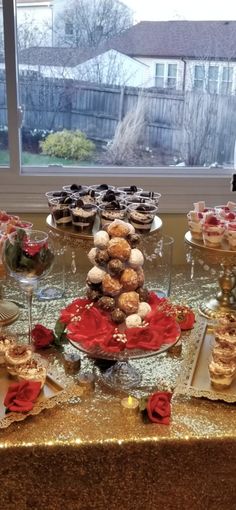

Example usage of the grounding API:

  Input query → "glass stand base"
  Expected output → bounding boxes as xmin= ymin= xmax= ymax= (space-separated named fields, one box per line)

xmin=0 ymin=300 xmax=19 ymax=326
xmin=36 ymin=286 xmax=65 ymax=301
xmin=199 ymin=298 xmax=236 ymax=319
xmin=98 ymin=361 xmax=142 ymax=392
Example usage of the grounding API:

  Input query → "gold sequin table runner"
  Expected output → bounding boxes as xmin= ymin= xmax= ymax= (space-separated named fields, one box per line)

xmin=0 ymin=265 xmax=236 ymax=510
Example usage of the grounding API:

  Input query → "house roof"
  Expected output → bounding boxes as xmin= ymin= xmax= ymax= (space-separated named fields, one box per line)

xmin=108 ymin=20 xmax=236 ymax=60
xmin=18 ymin=20 xmax=236 ymax=68
xmin=18 ymin=46 xmax=93 ymax=67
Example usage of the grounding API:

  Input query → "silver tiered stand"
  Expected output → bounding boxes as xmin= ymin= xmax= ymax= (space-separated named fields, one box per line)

xmin=185 ymin=231 xmax=236 ymax=319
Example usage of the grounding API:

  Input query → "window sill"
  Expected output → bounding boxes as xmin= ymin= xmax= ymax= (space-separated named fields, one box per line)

xmin=0 ymin=165 xmax=234 ymax=213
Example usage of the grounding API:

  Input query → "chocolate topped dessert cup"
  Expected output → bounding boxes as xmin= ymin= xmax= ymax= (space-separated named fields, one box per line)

xmin=136 ymin=191 xmax=161 ymax=207
xmin=63 ymin=184 xmax=88 ymax=193
xmin=90 ymin=184 xmax=115 ymax=192
xmin=127 ymin=203 xmax=158 ymax=232
xmin=99 ymin=190 xmax=125 ymax=205
xmin=99 ymin=202 xmax=127 ymax=227
xmin=117 ymin=185 xmax=143 ymax=195
xmin=50 ymin=196 xmax=73 ymax=226
xmin=72 ymin=189 xmax=100 ymax=205
xmin=70 ymin=201 xmax=98 ymax=232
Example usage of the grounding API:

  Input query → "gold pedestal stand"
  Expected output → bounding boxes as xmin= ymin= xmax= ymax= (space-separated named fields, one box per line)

xmin=185 ymin=231 xmax=236 ymax=319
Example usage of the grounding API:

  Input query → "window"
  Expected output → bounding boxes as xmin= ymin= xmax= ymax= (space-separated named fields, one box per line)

xmin=208 ymin=65 xmax=219 ymax=93
xmin=155 ymin=63 xmax=177 ymax=89
xmin=166 ymin=64 xmax=177 ymax=89
xmin=155 ymin=63 xmax=165 ymax=88
xmin=0 ymin=1 xmax=235 ymax=215
xmin=220 ymin=66 xmax=233 ymax=95
xmin=193 ymin=65 xmax=205 ymax=90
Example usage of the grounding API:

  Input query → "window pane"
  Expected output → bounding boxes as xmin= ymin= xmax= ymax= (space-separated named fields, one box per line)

xmin=0 ymin=7 xmax=9 ymax=166
xmin=168 ymin=64 xmax=177 ymax=77
xmin=166 ymin=77 xmax=176 ymax=89
xmin=155 ymin=77 xmax=164 ymax=88
xmin=209 ymin=66 xmax=219 ymax=80
xmin=194 ymin=65 xmax=204 ymax=80
xmin=155 ymin=63 xmax=164 ymax=77
xmin=222 ymin=67 xmax=233 ymax=82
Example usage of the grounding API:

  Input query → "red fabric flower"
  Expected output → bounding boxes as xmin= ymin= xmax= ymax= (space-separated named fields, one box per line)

xmin=22 ymin=238 xmax=47 ymax=257
xmin=146 ymin=391 xmax=172 ymax=424
xmin=126 ymin=314 xmax=180 ymax=350
xmin=67 ymin=306 xmax=116 ymax=351
xmin=31 ymin=324 xmax=55 ymax=349
xmin=4 ymin=381 xmax=41 ymax=413
xmin=59 ymin=298 xmax=90 ymax=325
xmin=175 ymin=305 xmax=195 ymax=330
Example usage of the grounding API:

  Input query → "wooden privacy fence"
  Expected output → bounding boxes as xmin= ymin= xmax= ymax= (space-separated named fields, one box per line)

xmin=0 ymin=77 xmax=235 ymax=164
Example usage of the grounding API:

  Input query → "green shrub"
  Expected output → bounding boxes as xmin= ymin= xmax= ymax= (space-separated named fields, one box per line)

xmin=40 ymin=129 xmax=95 ymax=161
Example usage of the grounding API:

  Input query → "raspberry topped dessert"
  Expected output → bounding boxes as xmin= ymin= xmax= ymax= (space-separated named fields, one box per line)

xmin=202 ymin=215 xmax=226 ymax=247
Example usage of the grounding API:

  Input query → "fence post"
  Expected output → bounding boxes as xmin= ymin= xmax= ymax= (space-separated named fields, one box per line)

xmin=118 ymin=86 xmax=125 ymax=121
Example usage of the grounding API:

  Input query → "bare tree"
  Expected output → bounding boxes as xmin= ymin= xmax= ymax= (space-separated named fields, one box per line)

xmin=54 ymin=0 xmax=133 ymax=49
xmin=105 ymin=95 xmax=147 ymax=165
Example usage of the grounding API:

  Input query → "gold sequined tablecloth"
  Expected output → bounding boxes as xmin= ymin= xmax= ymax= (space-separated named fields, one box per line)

xmin=0 ymin=263 xmax=236 ymax=510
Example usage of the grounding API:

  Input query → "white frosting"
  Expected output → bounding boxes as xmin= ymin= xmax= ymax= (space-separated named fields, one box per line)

xmin=128 ymin=248 xmax=144 ymax=268
xmin=125 ymin=314 xmax=142 ymax=328
xmin=87 ymin=266 xmax=106 ymax=284
xmin=88 ymin=247 xmax=98 ymax=265
xmin=138 ymin=302 xmax=151 ymax=319
xmin=94 ymin=230 xmax=109 ymax=249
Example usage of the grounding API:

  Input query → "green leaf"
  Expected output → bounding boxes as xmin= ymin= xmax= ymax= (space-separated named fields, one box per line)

xmin=139 ymin=397 xmax=148 ymax=412
xmin=54 ymin=320 xmax=66 ymax=338
xmin=4 ymin=238 xmax=22 ymax=271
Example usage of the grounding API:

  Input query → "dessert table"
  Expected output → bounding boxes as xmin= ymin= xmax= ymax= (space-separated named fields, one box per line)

xmin=0 ymin=264 xmax=236 ymax=510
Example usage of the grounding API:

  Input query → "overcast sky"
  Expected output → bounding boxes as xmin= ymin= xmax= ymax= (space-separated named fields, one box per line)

xmin=124 ymin=0 xmax=236 ymax=22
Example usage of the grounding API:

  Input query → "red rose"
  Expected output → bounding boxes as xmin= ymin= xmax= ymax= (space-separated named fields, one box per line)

xmin=4 ymin=381 xmax=41 ymax=413
xmin=67 ymin=306 xmax=116 ymax=351
xmin=126 ymin=313 xmax=180 ymax=350
xmin=146 ymin=391 xmax=172 ymax=424
xmin=22 ymin=238 xmax=47 ymax=257
xmin=175 ymin=306 xmax=195 ymax=330
xmin=60 ymin=298 xmax=90 ymax=325
xmin=32 ymin=324 xmax=55 ymax=348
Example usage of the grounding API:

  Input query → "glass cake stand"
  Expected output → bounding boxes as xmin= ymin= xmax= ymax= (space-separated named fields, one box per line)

xmin=69 ymin=331 xmax=180 ymax=392
xmin=185 ymin=231 xmax=236 ymax=319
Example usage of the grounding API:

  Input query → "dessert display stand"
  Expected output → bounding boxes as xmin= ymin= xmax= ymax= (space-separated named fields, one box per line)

xmin=69 ymin=336 xmax=180 ymax=392
xmin=47 ymin=214 xmax=165 ymax=391
xmin=185 ymin=231 xmax=236 ymax=319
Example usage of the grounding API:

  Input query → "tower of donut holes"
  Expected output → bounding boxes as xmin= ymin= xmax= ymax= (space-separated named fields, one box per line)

xmin=86 ymin=219 xmax=152 ymax=328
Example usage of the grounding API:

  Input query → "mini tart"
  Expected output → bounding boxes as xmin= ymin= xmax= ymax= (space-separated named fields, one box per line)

xmin=17 ymin=357 xmax=47 ymax=388
xmin=0 ymin=332 xmax=17 ymax=364
xmin=5 ymin=344 xmax=32 ymax=375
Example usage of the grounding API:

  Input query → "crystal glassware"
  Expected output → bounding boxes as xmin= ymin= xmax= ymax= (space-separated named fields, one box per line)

xmin=3 ymin=229 xmax=54 ymax=344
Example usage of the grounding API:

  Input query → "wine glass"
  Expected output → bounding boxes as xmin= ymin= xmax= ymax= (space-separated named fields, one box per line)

xmin=2 ymin=229 xmax=54 ymax=344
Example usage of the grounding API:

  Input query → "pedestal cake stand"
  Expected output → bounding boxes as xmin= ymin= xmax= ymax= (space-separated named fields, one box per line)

xmin=185 ymin=231 xmax=236 ymax=319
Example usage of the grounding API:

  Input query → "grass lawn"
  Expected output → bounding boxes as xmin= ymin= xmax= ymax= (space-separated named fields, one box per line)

xmin=0 ymin=150 xmax=93 ymax=166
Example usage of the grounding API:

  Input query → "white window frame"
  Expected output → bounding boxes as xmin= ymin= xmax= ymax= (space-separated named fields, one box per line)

xmin=0 ymin=0 xmax=235 ymax=215
xmin=155 ymin=62 xmax=177 ymax=90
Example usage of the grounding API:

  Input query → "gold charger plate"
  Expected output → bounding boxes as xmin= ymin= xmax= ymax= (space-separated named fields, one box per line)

xmin=0 ymin=366 xmax=74 ymax=429
xmin=176 ymin=319 xmax=236 ymax=403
